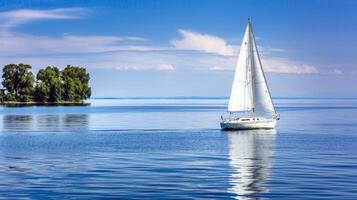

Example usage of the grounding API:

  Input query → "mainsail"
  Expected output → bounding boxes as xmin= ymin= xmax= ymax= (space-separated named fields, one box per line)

xmin=228 ymin=21 xmax=275 ymax=116
xmin=228 ymin=23 xmax=254 ymax=112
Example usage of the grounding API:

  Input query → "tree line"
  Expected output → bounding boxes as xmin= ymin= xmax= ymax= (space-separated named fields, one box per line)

xmin=0 ymin=64 xmax=91 ymax=103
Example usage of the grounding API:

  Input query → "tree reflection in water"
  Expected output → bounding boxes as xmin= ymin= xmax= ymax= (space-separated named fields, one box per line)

xmin=1 ymin=114 xmax=89 ymax=132
xmin=2 ymin=115 xmax=34 ymax=131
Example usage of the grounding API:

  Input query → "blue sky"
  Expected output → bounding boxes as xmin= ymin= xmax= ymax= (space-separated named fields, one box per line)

xmin=0 ymin=0 xmax=356 ymax=97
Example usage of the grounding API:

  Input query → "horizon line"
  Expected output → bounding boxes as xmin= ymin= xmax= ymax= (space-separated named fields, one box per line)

xmin=90 ymin=96 xmax=357 ymax=100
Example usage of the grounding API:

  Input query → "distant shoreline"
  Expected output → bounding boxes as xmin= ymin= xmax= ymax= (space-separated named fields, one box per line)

xmin=0 ymin=101 xmax=90 ymax=107
xmin=91 ymin=96 xmax=357 ymax=100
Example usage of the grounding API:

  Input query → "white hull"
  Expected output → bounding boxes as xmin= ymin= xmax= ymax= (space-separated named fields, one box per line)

xmin=220 ymin=117 xmax=276 ymax=130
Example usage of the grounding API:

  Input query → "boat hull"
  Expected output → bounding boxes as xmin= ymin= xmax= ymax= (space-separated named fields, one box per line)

xmin=220 ymin=118 xmax=276 ymax=130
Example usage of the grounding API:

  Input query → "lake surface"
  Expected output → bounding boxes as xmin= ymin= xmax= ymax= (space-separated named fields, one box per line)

xmin=0 ymin=98 xmax=356 ymax=199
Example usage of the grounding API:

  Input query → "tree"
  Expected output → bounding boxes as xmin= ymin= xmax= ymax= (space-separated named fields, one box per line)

xmin=0 ymin=89 xmax=4 ymax=102
xmin=34 ymin=82 xmax=49 ymax=102
xmin=2 ymin=64 xmax=35 ymax=102
xmin=2 ymin=64 xmax=16 ymax=97
xmin=1 ymin=64 xmax=92 ymax=103
xmin=34 ymin=66 xmax=62 ymax=102
xmin=18 ymin=64 xmax=35 ymax=102
xmin=61 ymin=65 xmax=91 ymax=102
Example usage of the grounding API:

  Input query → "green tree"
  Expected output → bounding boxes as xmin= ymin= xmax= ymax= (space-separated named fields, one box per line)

xmin=2 ymin=64 xmax=35 ymax=102
xmin=61 ymin=65 xmax=91 ymax=102
xmin=34 ymin=66 xmax=62 ymax=102
xmin=34 ymin=82 xmax=49 ymax=102
xmin=2 ymin=64 xmax=16 ymax=96
xmin=0 ymin=89 xmax=4 ymax=102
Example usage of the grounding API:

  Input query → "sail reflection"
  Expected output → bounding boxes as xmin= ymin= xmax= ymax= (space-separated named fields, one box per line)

xmin=227 ymin=129 xmax=276 ymax=199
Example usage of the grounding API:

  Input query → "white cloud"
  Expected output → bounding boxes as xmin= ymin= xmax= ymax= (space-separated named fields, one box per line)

xmin=0 ymin=45 xmax=321 ymax=74
xmin=266 ymin=64 xmax=319 ymax=74
xmin=0 ymin=8 xmax=88 ymax=30
xmin=114 ymin=63 xmax=174 ymax=71
xmin=263 ymin=58 xmax=319 ymax=74
xmin=158 ymin=64 xmax=174 ymax=71
xmin=95 ymin=52 xmax=180 ymax=71
xmin=257 ymin=46 xmax=286 ymax=54
xmin=0 ymin=33 xmax=319 ymax=74
xmin=123 ymin=36 xmax=148 ymax=42
xmin=0 ymin=50 xmax=181 ymax=72
xmin=0 ymin=11 xmax=320 ymax=74
xmin=328 ymin=69 xmax=343 ymax=75
xmin=209 ymin=57 xmax=319 ymax=74
xmin=0 ymin=33 xmax=156 ymax=55
xmin=171 ymin=29 xmax=234 ymax=56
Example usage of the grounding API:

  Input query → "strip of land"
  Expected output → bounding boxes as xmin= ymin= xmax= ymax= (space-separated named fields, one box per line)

xmin=0 ymin=101 xmax=90 ymax=106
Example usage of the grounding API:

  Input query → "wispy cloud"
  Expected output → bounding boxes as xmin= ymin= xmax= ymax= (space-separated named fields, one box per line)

xmin=171 ymin=29 xmax=234 ymax=56
xmin=263 ymin=58 xmax=319 ymax=74
xmin=209 ymin=57 xmax=319 ymax=74
xmin=0 ymin=8 xmax=88 ymax=30
xmin=0 ymin=11 xmax=329 ymax=74
xmin=327 ymin=69 xmax=343 ymax=75
xmin=157 ymin=64 xmax=174 ymax=71
xmin=169 ymin=29 xmax=318 ymax=74
xmin=257 ymin=46 xmax=286 ymax=54
xmin=114 ymin=63 xmax=174 ymax=71
xmin=0 ymin=8 xmax=172 ymax=71
xmin=0 ymin=30 xmax=323 ymax=74
xmin=0 ymin=33 xmax=156 ymax=56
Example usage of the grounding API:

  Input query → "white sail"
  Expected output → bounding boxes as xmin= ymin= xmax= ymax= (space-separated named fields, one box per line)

xmin=228 ymin=21 xmax=275 ymax=116
xmin=250 ymin=25 xmax=276 ymax=116
xmin=228 ymin=24 xmax=253 ymax=112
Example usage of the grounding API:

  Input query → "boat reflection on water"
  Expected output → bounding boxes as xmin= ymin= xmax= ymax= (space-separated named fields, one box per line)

xmin=227 ymin=129 xmax=276 ymax=199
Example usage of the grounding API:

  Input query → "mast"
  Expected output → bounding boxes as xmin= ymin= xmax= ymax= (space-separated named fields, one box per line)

xmin=248 ymin=19 xmax=256 ymax=117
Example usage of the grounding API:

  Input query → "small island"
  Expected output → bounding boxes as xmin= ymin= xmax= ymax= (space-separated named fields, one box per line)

xmin=0 ymin=64 xmax=91 ymax=106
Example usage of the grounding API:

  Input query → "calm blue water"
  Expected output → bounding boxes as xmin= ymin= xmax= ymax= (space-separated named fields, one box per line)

xmin=0 ymin=98 xmax=356 ymax=199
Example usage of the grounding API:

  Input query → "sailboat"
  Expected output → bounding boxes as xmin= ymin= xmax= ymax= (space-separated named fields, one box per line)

xmin=220 ymin=19 xmax=279 ymax=130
